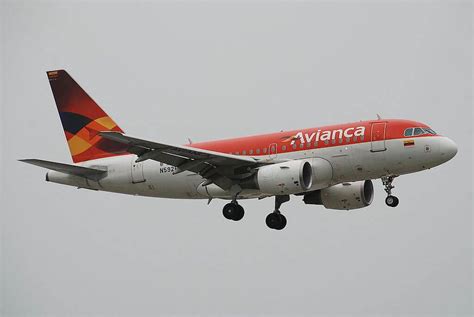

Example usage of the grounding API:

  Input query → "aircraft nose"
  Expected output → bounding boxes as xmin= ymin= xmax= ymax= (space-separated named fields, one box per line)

xmin=439 ymin=137 xmax=458 ymax=162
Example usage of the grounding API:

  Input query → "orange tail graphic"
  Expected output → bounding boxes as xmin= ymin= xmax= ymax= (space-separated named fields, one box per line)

xmin=47 ymin=70 xmax=128 ymax=163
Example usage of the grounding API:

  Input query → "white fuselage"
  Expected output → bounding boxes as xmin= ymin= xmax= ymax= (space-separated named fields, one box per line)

xmin=46 ymin=136 xmax=455 ymax=200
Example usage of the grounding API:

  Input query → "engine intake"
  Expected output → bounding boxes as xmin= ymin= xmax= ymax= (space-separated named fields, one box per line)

xmin=304 ymin=180 xmax=374 ymax=210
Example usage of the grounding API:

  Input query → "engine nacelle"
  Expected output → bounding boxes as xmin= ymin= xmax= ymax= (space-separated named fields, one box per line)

xmin=257 ymin=160 xmax=313 ymax=195
xmin=304 ymin=180 xmax=374 ymax=210
xmin=309 ymin=158 xmax=333 ymax=190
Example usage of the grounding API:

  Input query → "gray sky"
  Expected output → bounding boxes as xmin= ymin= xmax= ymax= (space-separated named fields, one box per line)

xmin=1 ymin=1 xmax=472 ymax=316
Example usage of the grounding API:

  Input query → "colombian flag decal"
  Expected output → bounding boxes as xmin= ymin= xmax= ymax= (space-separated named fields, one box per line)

xmin=404 ymin=140 xmax=415 ymax=147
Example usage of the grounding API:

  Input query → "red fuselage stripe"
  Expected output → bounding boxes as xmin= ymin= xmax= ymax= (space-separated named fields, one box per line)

xmin=189 ymin=119 xmax=437 ymax=156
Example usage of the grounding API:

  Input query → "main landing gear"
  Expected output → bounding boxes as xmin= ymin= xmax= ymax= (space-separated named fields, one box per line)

xmin=382 ymin=176 xmax=399 ymax=207
xmin=221 ymin=195 xmax=290 ymax=230
xmin=222 ymin=200 xmax=245 ymax=221
xmin=266 ymin=195 xmax=289 ymax=231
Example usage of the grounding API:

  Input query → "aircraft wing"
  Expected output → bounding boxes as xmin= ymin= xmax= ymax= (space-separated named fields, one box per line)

xmin=99 ymin=132 xmax=260 ymax=189
xmin=19 ymin=159 xmax=107 ymax=181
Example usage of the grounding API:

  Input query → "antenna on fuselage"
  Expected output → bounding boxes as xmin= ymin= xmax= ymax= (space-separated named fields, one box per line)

xmin=376 ymin=114 xmax=382 ymax=120
xmin=187 ymin=138 xmax=193 ymax=144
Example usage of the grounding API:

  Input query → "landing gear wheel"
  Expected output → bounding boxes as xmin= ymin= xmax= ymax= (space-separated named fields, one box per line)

xmin=381 ymin=176 xmax=399 ymax=208
xmin=266 ymin=213 xmax=279 ymax=229
xmin=266 ymin=195 xmax=290 ymax=230
xmin=277 ymin=214 xmax=287 ymax=230
xmin=385 ymin=195 xmax=399 ymax=207
xmin=222 ymin=203 xmax=236 ymax=220
xmin=222 ymin=203 xmax=245 ymax=221
xmin=265 ymin=213 xmax=287 ymax=230
xmin=232 ymin=204 xmax=245 ymax=221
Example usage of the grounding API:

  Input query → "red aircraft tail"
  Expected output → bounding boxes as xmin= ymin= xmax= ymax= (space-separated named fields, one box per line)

xmin=47 ymin=69 xmax=127 ymax=163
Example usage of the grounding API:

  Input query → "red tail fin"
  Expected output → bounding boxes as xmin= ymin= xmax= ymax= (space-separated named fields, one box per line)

xmin=47 ymin=70 xmax=127 ymax=163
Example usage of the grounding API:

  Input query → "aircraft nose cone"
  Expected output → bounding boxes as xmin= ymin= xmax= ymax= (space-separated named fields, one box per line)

xmin=439 ymin=137 xmax=458 ymax=162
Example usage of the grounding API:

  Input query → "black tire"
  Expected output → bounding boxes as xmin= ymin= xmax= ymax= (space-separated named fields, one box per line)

xmin=276 ymin=214 xmax=287 ymax=230
xmin=232 ymin=204 xmax=245 ymax=221
xmin=266 ymin=213 xmax=287 ymax=230
xmin=385 ymin=195 xmax=399 ymax=207
xmin=391 ymin=196 xmax=399 ymax=207
xmin=222 ymin=203 xmax=237 ymax=220
xmin=266 ymin=213 xmax=279 ymax=229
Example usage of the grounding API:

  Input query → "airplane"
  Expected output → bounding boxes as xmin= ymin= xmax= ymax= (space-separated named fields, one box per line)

xmin=20 ymin=70 xmax=458 ymax=230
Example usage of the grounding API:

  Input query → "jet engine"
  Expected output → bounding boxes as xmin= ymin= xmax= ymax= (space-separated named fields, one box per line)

xmin=309 ymin=158 xmax=333 ymax=190
xmin=303 ymin=180 xmax=374 ymax=210
xmin=253 ymin=160 xmax=313 ymax=195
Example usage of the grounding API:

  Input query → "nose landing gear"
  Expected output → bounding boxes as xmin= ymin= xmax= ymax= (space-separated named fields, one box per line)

xmin=266 ymin=195 xmax=289 ymax=230
xmin=382 ymin=176 xmax=399 ymax=207
xmin=385 ymin=195 xmax=399 ymax=207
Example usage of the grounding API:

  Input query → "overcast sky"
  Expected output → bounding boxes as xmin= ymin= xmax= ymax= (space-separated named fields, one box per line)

xmin=1 ymin=1 xmax=472 ymax=316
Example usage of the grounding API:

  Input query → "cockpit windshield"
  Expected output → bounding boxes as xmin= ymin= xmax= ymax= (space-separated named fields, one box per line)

xmin=404 ymin=127 xmax=436 ymax=137
xmin=423 ymin=128 xmax=437 ymax=135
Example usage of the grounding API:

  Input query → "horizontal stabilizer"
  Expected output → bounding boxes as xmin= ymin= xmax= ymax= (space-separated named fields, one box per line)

xmin=19 ymin=159 xmax=107 ymax=181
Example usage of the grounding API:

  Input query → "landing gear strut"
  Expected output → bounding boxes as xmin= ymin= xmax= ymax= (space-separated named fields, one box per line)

xmin=222 ymin=199 xmax=245 ymax=221
xmin=382 ymin=176 xmax=399 ymax=207
xmin=266 ymin=195 xmax=289 ymax=230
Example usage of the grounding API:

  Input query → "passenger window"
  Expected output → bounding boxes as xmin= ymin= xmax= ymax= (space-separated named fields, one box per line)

xmin=256 ymin=149 xmax=260 ymax=154
xmin=307 ymin=142 xmax=311 ymax=148
xmin=346 ymin=137 xmax=351 ymax=143
xmin=339 ymin=138 xmax=343 ymax=144
xmin=300 ymin=143 xmax=304 ymax=149
xmin=324 ymin=140 xmax=329 ymax=145
xmin=353 ymin=136 xmax=358 ymax=142
xmin=314 ymin=141 xmax=318 ymax=148
xmin=414 ymin=128 xmax=424 ymax=136
xmin=282 ymin=145 xmax=287 ymax=151
xmin=242 ymin=150 xmax=247 ymax=155
xmin=292 ymin=144 xmax=297 ymax=150
xmin=263 ymin=148 xmax=267 ymax=154
xmin=331 ymin=139 xmax=336 ymax=145
xmin=404 ymin=128 xmax=413 ymax=137
xmin=249 ymin=150 xmax=253 ymax=155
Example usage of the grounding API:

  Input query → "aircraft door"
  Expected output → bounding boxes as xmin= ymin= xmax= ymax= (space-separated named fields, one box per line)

xmin=131 ymin=160 xmax=146 ymax=183
xmin=269 ymin=143 xmax=278 ymax=159
xmin=370 ymin=122 xmax=387 ymax=152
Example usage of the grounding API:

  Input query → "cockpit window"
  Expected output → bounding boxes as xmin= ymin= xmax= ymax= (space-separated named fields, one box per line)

xmin=404 ymin=127 xmax=437 ymax=137
xmin=404 ymin=128 xmax=413 ymax=137
xmin=414 ymin=128 xmax=424 ymax=136
xmin=423 ymin=128 xmax=436 ymax=135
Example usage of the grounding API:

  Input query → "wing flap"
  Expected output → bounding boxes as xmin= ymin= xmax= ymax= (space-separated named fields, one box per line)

xmin=19 ymin=159 xmax=107 ymax=181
